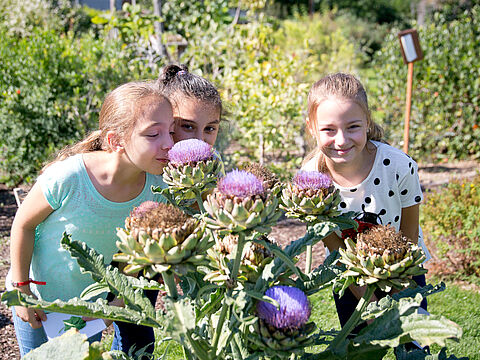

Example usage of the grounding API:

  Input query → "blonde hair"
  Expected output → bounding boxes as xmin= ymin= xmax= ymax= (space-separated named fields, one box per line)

xmin=303 ymin=73 xmax=384 ymax=171
xmin=44 ymin=81 xmax=169 ymax=170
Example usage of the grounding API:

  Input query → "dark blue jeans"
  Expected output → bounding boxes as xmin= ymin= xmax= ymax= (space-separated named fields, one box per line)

xmin=333 ymin=274 xmax=428 ymax=335
xmin=111 ymin=289 xmax=159 ymax=357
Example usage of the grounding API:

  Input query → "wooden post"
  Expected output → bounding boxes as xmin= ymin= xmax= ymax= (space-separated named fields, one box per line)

xmin=403 ymin=61 xmax=414 ymax=154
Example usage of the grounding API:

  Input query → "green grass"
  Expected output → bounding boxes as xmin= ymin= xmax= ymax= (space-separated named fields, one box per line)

xmin=145 ymin=280 xmax=479 ymax=359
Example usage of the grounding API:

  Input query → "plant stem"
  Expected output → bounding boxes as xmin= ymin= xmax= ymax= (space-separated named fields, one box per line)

xmin=194 ymin=189 xmax=206 ymax=213
xmin=328 ymin=285 xmax=375 ymax=351
xmin=161 ymin=271 xmax=178 ymax=300
xmin=305 ymin=244 xmax=313 ymax=274
xmin=211 ymin=232 xmax=246 ymax=354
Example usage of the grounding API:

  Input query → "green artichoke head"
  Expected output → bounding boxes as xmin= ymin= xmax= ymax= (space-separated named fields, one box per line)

xmin=203 ymin=234 xmax=275 ymax=284
xmin=114 ymin=201 xmax=212 ymax=277
xmin=204 ymin=169 xmax=281 ymax=235
xmin=280 ymin=170 xmax=341 ymax=223
xmin=337 ymin=225 xmax=427 ymax=293
xmin=162 ymin=139 xmax=224 ymax=202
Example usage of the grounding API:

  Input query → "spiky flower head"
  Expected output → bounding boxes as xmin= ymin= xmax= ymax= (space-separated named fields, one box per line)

xmin=204 ymin=235 xmax=275 ymax=284
xmin=292 ymin=170 xmax=332 ymax=190
xmin=248 ymin=286 xmax=315 ymax=358
xmin=114 ymin=202 xmax=212 ymax=277
xmin=218 ymin=169 xmax=264 ymax=198
xmin=161 ymin=139 xmax=224 ymax=203
xmin=257 ymin=286 xmax=311 ymax=330
xmin=281 ymin=170 xmax=341 ymax=223
xmin=336 ymin=225 xmax=427 ymax=294
xmin=168 ymin=138 xmax=213 ymax=165
xmin=204 ymin=170 xmax=281 ymax=234
xmin=243 ymin=163 xmax=281 ymax=195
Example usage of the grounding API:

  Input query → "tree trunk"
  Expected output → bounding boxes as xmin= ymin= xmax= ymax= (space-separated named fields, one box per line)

xmin=152 ymin=0 xmax=167 ymax=58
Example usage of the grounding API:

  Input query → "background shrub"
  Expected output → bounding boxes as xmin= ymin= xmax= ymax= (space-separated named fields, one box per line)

xmin=421 ymin=175 xmax=480 ymax=285
xmin=0 ymin=27 xmax=157 ymax=185
xmin=371 ymin=6 xmax=480 ymax=161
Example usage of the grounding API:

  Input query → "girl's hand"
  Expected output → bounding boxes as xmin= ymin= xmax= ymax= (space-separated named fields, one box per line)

xmin=13 ymin=287 xmax=47 ymax=329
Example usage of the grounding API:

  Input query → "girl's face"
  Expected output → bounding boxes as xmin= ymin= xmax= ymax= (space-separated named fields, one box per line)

xmin=173 ymin=97 xmax=221 ymax=146
xmin=123 ymin=97 xmax=174 ymax=175
xmin=309 ymin=97 xmax=369 ymax=167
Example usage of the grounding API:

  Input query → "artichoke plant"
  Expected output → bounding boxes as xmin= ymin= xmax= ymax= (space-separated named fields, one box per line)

xmin=281 ymin=170 xmax=341 ymax=223
xmin=337 ymin=225 xmax=427 ymax=293
xmin=248 ymin=286 xmax=315 ymax=359
xmin=114 ymin=201 xmax=212 ymax=278
xmin=204 ymin=169 xmax=281 ymax=235
xmin=162 ymin=138 xmax=224 ymax=203
xmin=203 ymin=234 xmax=275 ymax=285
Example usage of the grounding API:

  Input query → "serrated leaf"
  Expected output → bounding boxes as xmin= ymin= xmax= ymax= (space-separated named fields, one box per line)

xmin=355 ymin=310 xmax=462 ymax=348
xmin=24 ymin=329 xmax=90 ymax=360
xmin=60 ymin=233 xmax=156 ymax=317
xmin=1 ymin=290 xmax=160 ymax=327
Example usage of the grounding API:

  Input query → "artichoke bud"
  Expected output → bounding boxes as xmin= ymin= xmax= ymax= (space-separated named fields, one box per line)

xmin=337 ymin=225 xmax=427 ymax=292
xmin=204 ymin=170 xmax=280 ymax=234
xmin=248 ymin=286 xmax=315 ymax=357
xmin=280 ymin=170 xmax=341 ymax=223
xmin=205 ymin=234 xmax=275 ymax=285
xmin=162 ymin=139 xmax=224 ymax=201
xmin=114 ymin=201 xmax=211 ymax=277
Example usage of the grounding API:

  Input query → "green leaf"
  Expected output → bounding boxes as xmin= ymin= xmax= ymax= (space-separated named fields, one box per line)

xmin=63 ymin=316 xmax=86 ymax=331
xmin=295 ymin=251 xmax=343 ymax=295
xmin=24 ymin=329 xmax=91 ymax=360
xmin=355 ymin=297 xmax=462 ymax=348
xmin=60 ymin=233 xmax=156 ymax=317
xmin=2 ymin=290 xmax=160 ymax=327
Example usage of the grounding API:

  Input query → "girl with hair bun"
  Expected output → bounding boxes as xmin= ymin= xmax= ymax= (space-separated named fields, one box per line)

xmin=111 ymin=65 xmax=224 ymax=355
xmin=7 ymin=81 xmax=175 ymax=357
xmin=159 ymin=63 xmax=223 ymax=146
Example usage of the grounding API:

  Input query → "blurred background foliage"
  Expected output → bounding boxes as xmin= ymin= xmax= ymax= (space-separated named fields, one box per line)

xmin=0 ymin=0 xmax=479 ymax=185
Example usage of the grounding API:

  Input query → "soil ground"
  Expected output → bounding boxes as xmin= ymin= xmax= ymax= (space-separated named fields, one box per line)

xmin=0 ymin=160 xmax=478 ymax=359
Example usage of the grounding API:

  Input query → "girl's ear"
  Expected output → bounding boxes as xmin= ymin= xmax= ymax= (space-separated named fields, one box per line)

xmin=106 ymin=131 xmax=124 ymax=153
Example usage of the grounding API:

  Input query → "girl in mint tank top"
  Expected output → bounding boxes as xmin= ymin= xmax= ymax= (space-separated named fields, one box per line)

xmin=7 ymin=80 xmax=175 ymax=357
xmin=110 ymin=63 xmax=225 ymax=356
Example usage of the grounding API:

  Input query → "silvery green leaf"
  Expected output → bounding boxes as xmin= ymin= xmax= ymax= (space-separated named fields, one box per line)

xmin=24 ymin=330 xmax=90 ymax=360
xmin=1 ymin=290 xmax=160 ymax=327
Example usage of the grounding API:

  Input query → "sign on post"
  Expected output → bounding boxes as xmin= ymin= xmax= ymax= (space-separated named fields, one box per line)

xmin=397 ymin=29 xmax=423 ymax=154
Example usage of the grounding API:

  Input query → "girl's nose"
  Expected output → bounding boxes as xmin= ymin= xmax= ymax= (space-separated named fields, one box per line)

xmin=162 ymin=134 xmax=174 ymax=150
xmin=334 ymin=130 xmax=347 ymax=145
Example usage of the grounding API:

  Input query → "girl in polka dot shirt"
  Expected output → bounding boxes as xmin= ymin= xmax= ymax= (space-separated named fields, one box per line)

xmin=302 ymin=73 xmax=431 ymax=335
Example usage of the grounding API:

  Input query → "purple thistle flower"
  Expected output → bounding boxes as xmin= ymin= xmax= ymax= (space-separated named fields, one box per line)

xmin=168 ymin=139 xmax=213 ymax=165
xmin=293 ymin=170 xmax=332 ymax=190
xmin=257 ymin=286 xmax=311 ymax=330
xmin=132 ymin=201 xmax=161 ymax=218
xmin=218 ymin=170 xmax=264 ymax=198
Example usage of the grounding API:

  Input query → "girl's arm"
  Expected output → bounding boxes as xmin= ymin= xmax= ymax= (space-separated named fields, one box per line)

xmin=400 ymin=204 xmax=420 ymax=244
xmin=10 ymin=182 xmax=53 ymax=328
